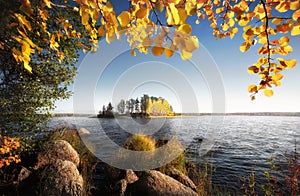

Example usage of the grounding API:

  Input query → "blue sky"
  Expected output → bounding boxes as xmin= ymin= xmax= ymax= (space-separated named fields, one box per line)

xmin=54 ymin=3 xmax=300 ymax=114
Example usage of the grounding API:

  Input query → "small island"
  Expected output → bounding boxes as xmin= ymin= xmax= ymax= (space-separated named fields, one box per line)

xmin=97 ymin=94 xmax=176 ymax=118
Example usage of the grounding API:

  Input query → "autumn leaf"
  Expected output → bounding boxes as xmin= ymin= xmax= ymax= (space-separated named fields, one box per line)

xmin=14 ymin=13 xmax=32 ymax=31
xmin=276 ymin=23 xmax=291 ymax=33
xmin=271 ymin=18 xmax=283 ymax=25
xmin=291 ymin=24 xmax=300 ymax=36
xmin=117 ymin=11 xmax=130 ymax=28
xmin=165 ymin=47 xmax=174 ymax=58
xmin=264 ymin=89 xmax=274 ymax=97
xmin=240 ymin=42 xmax=250 ymax=52
xmin=152 ymin=46 xmax=164 ymax=56
xmin=180 ymin=49 xmax=192 ymax=60
xmin=136 ymin=7 xmax=147 ymax=19
xmin=248 ymin=85 xmax=257 ymax=93
xmin=248 ymin=66 xmax=259 ymax=74
xmin=98 ymin=26 xmax=105 ymax=37
xmin=272 ymin=73 xmax=283 ymax=81
xmin=293 ymin=10 xmax=300 ymax=21
xmin=178 ymin=24 xmax=192 ymax=35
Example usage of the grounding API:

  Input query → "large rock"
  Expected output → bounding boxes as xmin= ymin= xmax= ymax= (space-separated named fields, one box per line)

xmin=165 ymin=167 xmax=197 ymax=192
xmin=124 ymin=169 xmax=138 ymax=184
xmin=78 ymin=127 xmax=90 ymax=136
xmin=126 ymin=170 xmax=198 ymax=196
xmin=36 ymin=140 xmax=80 ymax=168
xmin=41 ymin=160 xmax=84 ymax=196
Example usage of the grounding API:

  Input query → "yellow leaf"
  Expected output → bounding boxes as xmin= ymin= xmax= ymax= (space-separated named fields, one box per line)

xmin=238 ymin=17 xmax=250 ymax=26
xmin=50 ymin=34 xmax=59 ymax=50
xmin=222 ymin=23 xmax=229 ymax=31
xmin=227 ymin=11 xmax=234 ymax=18
xmin=81 ymin=8 xmax=89 ymax=25
xmin=228 ymin=19 xmax=235 ymax=27
xmin=264 ymin=89 xmax=273 ymax=97
xmin=272 ymin=73 xmax=283 ymax=81
xmin=232 ymin=27 xmax=238 ymax=34
xmin=290 ymin=1 xmax=300 ymax=10
xmin=275 ymin=2 xmax=289 ymax=13
xmin=117 ymin=11 xmax=130 ymax=27
xmin=43 ymin=0 xmax=52 ymax=8
xmin=15 ymin=13 xmax=32 ymax=31
xmin=282 ymin=45 xmax=293 ymax=54
xmin=293 ymin=10 xmax=300 ymax=21
xmin=178 ymin=24 xmax=192 ymax=35
xmin=248 ymin=85 xmax=257 ymax=93
xmin=216 ymin=7 xmax=224 ymax=14
xmin=248 ymin=66 xmax=259 ymax=74
xmin=21 ymin=42 xmax=30 ymax=54
xmin=180 ymin=49 xmax=192 ymax=60
xmin=272 ymin=18 xmax=282 ymax=25
xmin=291 ymin=24 xmax=300 ymax=36
xmin=152 ymin=46 xmax=164 ymax=56
xmin=278 ymin=36 xmax=290 ymax=46
xmin=169 ymin=3 xmax=180 ymax=25
xmin=240 ymin=42 xmax=250 ymax=52
xmin=258 ymin=36 xmax=267 ymax=44
xmin=285 ymin=59 xmax=297 ymax=69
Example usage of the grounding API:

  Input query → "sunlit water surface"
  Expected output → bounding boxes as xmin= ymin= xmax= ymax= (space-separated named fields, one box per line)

xmin=50 ymin=115 xmax=300 ymax=193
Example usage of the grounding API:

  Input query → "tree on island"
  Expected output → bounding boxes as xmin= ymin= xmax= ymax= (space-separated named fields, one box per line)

xmin=112 ymin=94 xmax=174 ymax=117
xmin=98 ymin=102 xmax=114 ymax=117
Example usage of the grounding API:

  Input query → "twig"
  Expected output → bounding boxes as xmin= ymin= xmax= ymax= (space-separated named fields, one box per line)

xmin=260 ymin=0 xmax=272 ymax=78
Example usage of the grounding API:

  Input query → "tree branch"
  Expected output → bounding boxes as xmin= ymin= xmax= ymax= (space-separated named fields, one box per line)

xmin=260 ymin=0 xmax=271 ymax=78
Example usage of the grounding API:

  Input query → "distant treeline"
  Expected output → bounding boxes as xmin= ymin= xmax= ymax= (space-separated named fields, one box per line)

xmin=97 ymin=94 xmax=175 ymax=118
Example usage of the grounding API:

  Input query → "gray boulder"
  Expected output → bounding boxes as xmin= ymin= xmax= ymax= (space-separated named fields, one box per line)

xmin=165 ymin=167 xmax=197 ymax=191
xmin=41 ymin=160 xmax=84 ymax=196
xmin=124 ymin=169 xmax=138 ymax=184
xmin=126 ymin=170 xmax=197 ymax=195
xmin=78 ymin=127 xmax=90 ymax=136
xmin=36 ymin=140 xmax=80 ymax=168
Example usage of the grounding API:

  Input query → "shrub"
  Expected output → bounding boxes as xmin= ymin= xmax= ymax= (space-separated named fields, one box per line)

xmin=123 ymin=134 xmax=156 ymax=151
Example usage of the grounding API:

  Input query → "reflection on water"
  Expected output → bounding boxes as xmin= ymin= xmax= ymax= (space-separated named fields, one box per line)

xmin=50 ymin=115 xmax=300 ymax=192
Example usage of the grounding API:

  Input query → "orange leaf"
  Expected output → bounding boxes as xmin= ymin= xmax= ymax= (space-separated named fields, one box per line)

xmin=276 ymin=23 xmax=291 ymax=33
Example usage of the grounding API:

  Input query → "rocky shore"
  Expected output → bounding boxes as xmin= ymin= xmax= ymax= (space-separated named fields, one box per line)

xmin=1 ymin=128 xmax=201 ymax=195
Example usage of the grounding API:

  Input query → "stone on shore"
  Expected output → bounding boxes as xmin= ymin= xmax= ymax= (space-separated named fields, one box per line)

xmin=126 ymin=170 xmax=198 ymax=195
xmin=165 ymin=167 xmax=197 ymax=191
xmin=36 ymin=140 xmax=80 ymax=168
xmin=41 ymin=160 xmax=84 ymax=196
xmin=78 ymin=127 xmax=90 ymax=136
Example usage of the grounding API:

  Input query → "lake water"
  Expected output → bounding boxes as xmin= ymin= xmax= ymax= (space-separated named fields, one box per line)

xmin=50 ymin=115 xmax=300 ymax=193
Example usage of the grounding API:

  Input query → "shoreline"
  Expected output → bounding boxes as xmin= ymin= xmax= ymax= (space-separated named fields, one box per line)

xmin=53 ymin=112 xmax=300 ymax=118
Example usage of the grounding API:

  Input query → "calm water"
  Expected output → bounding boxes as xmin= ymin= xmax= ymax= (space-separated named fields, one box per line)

xmin=50 ymin=115 xmax=300 ymax=193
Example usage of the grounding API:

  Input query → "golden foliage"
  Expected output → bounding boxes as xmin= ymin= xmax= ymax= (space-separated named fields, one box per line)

xmin=1 ymin=0 xmax=299 ymax=99
xmin=0 ymin=135 xmax=21 ymax=168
